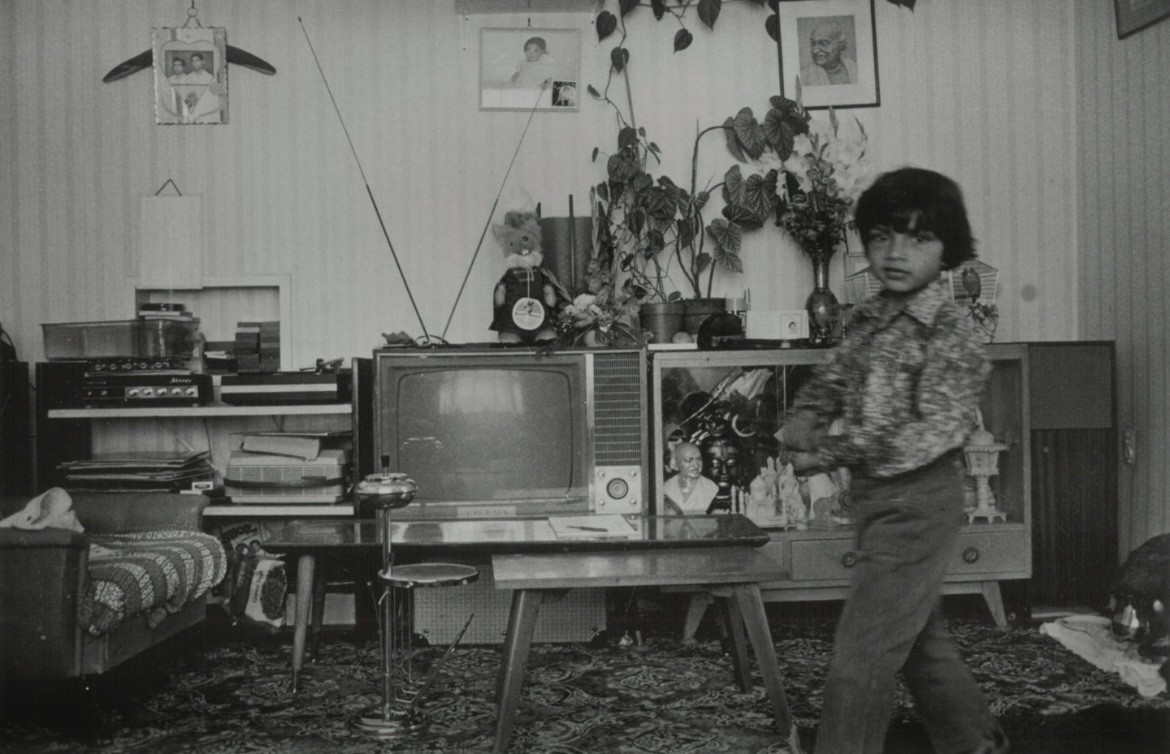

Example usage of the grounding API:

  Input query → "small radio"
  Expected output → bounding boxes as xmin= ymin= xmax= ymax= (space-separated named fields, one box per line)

xmin=76 ymin=373 xmax=213 ymax=407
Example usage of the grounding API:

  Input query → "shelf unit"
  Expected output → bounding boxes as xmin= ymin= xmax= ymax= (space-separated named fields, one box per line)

xmin=36 ymin=362 xmax=355 ymax=517
xmin=648 ymin=343 xmax=1030 ymax=626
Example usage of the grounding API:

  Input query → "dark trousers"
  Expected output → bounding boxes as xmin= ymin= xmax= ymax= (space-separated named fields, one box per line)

xmin=814 ymin=453 xmax=1007 ymax=754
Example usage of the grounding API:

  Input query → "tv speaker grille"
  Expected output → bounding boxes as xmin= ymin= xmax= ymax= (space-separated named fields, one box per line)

xmin=592 ymin=352 xmax=644 ymax=466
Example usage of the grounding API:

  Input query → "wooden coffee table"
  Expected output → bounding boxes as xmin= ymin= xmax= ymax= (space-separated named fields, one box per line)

xmin=491 ymin=546 xmax=793 ymax=753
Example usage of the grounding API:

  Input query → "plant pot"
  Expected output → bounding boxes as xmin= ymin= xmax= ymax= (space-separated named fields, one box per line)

xmin=682 ymin=298 xmax=727 ymax=336
xmin=639 ymin=302 xmax=685 ymax=344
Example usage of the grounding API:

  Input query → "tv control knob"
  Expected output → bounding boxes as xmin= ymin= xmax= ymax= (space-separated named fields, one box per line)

xmin=606 ymin=477 xmax=629 ymax=500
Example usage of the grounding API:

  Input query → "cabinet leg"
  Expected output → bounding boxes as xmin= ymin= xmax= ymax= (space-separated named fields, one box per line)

xmin=980 ymin=581 xmax=1008 ymax=628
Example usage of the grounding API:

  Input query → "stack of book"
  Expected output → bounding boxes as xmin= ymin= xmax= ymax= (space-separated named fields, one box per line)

xmin=224 ymin=431 xmax=352 ymax=504
xmin=57 ymin=449 xmax=215 ymax=492
xmin=234 ymin=321 xmax=280 ymax=373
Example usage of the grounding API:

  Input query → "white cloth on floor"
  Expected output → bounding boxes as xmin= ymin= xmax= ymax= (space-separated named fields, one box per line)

xmin=1040 ymin=614 xmax=1166 ymax=698
xmin=0 ymin=487 xmax=84 ymax=532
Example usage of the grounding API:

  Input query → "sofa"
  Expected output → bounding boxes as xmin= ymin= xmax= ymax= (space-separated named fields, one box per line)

xmin=0 ymin=491 xmax=225 ymax=680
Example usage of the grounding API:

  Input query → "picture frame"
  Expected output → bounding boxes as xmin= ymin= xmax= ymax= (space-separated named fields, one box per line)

xmin=777 ymin=0 xmax=879 ymax=110
xmin=777 ymin=310 xmax=809 ymax=341
xmin=479 ymin=27 xmax=580 ymax=112
xmin=1115 ymin=0 xmax=1170 ymax=38
xmin=153 ymin=26 xmax=228 ymax=125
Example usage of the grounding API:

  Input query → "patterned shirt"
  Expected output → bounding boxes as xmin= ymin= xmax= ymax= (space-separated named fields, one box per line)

xmin=789 ymin=278 xmax=989 ymax=478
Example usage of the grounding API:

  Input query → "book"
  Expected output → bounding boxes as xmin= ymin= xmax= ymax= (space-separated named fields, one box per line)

xmin=547 ymin=514 xmax=638 ymax=540
xmin=237 ymin=430 xmax=351 ymax=461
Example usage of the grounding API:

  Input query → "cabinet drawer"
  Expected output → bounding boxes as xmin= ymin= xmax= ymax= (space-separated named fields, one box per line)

xmin=790 ymin=537 xmax=856 ymax=583
xmin=789 ymin=530 xmax=1028 ymax=583
xmin=949 ymin=531 xmax=1027 ymax=576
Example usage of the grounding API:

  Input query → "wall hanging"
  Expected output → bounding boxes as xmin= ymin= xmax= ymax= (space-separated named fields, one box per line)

xmin=480 ymin=27 xmax=580 ymax=111
xmin=777 ymin=0 xmax=879 ymax=110
xmin=101 ymin=2 xmax=276 ymax=125
xmin=1115 ymin=0 xmax=1170 ymax=38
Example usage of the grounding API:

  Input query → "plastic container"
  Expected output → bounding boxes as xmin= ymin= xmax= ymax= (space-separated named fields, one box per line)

xmin=42 ymin=318 xmax=201 ymax=360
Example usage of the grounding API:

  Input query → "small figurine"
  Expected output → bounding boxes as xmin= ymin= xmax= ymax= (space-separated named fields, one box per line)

xmin=662 ymin=442 xmax=719 ymax=514
xmin=962 ymin=409 xmax=1008 ymax=523
xmin=777 ymin=462 xmax=807 ymax=529
xmin=490 ymin=209 xmax=568 ymax=344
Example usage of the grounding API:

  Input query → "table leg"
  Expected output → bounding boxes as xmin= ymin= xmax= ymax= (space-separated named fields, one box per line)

xmin=310 ymin=563 xmax=327 ymax=662
xmin=731 ymin=583 xmax=792 ymax=732
xmin=291 ymin=553 xmax=316 ymax=693
xmin=713 ymin=593 xmax=750 ymax=691
xmin=494 ymin=588 xmax=542 ymax=754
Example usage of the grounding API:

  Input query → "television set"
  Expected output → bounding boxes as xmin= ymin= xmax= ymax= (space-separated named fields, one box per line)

xmin=371 ymin=345 xmax=647 ymax=520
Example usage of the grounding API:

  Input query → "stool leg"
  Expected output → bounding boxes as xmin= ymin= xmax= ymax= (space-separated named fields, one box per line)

xmin=731 ymin=583 xmax=792 ymax=732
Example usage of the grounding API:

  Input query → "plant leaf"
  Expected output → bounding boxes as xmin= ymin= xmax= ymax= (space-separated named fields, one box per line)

xmin=731 ymin=108 xmax=766 ymax=160
xmin=619 ymin=0 xmax=639 ymax=16
xmin=765 ymin=14 xmax=779 ymax=42
xmin=596 ymin=11 xmax=617 ymax=42
xmin=651 ymin=0 xmax=667 ymax=21
xmin=596 ymin=183 xmax=609 ymax=202
xmin=737 ymin=171 xmax=778 ymax=226
xmin=698 ymin=0 xmax=722 ymax=30
xmin=706 ymin=219 xmax=743 ymax=265
xmin=591 ymin=146 xmax=600 ymax=162
xmin=723 ymin=165 xmax=745 ymax=204
xmin=673 ymin=28 xmax=693 ymax=52
xmin=610 ymin=46 xmax=629 ymax=73
xmin=618 ymin=126 xmax=638 ymax=151
xmin=763 ymin=110 xmax=797 ymax=159
xmin=722 ymin=203 xmax=762 ymax=230
xmin=694 ymin=252 xmax=712 ymax=277
xmin=587 ymin=83 xmax=601 ymax=99
xmin=723 ymin=117 xmax=747 ymax=163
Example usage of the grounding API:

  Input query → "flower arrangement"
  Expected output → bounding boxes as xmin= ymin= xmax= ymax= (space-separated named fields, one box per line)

xmin=773 ymin=107 xmax=873 ymax=261
xmin=553 ymin=256 xmax=647 ymax=347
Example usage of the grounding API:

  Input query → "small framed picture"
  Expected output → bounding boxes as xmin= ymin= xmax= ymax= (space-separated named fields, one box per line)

xmin=1115 ymin=0 xmax=1170 ymax=38
xmin=778 ymin=311 xmax=809 ymax=341
xmin=153 ymin=26 xmax=228 ymax=125
xmin=777 ymin=0 xmax=879 ymax=110
xmin=479 ymin=27 xmax=580 ymax=112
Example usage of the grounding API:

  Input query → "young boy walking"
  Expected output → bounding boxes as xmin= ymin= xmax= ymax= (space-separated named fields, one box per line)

xmin=779 ymin=168 xmax=1009 ymax=754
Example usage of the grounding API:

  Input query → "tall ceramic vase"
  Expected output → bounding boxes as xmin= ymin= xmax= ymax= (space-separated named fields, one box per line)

xmin=805 ymin=250 xmax=841 ymax=347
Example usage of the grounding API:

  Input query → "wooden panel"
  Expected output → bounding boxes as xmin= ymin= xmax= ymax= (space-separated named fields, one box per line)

xmin=1073 ymin=0 xmax=1170 ymax=552
xmin=492 ymin=548 xmax=787 ymax=589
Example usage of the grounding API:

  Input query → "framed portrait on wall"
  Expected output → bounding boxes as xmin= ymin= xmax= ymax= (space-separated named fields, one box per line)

xmin=777 ymin=0 xmax=879 ymax=110
xmin=1115 ymin=0 xmax=1170 ymax=38
xmin=153 ymin=26 xmax=228 ymax=125
xmin=480 ymin=28 xmax=580 ymax=112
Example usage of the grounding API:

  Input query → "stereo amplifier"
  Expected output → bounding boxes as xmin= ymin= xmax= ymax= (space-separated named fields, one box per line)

xmin=76 ymin=372 xmax=213 ymax=407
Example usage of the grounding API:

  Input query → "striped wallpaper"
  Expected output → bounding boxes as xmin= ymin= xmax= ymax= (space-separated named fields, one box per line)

xmin=5 ymin=1 xmax=1163 ymax=549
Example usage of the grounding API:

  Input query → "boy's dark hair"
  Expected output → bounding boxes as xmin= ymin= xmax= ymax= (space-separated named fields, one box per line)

xmin=524 ymin=36 xmax=548 ymax=52
xmin=853 ymin=167 xmax=976 ymax=270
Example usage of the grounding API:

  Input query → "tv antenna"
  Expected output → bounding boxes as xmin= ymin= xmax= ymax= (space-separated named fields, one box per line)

xmin=298 ymin=17 xmax=432 ymax=343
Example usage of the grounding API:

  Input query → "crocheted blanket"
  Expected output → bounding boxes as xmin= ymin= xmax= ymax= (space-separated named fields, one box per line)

xmin=79 ymin=530 xmax=227 ymax=636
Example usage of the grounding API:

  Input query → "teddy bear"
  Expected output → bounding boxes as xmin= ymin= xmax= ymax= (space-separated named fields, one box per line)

xmin=490 ymin=209 xmax=567 ymax=343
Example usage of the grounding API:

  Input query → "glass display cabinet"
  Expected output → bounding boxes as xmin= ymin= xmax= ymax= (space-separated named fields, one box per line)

xmin=648 ymin=344 xmax=1030 ymax=626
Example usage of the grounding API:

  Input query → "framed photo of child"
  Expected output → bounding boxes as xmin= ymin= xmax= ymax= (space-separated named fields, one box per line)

xmin=153 ymin=26 xmax=228 ymax=125
xmin=479 ymin=28 xmax=580 ymax=112
xmin=777 ymin=0 xmax=879 ymax=110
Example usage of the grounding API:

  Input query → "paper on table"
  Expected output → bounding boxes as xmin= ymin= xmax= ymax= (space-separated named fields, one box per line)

xmin=547 ymin=514 xmax=637 ymax=539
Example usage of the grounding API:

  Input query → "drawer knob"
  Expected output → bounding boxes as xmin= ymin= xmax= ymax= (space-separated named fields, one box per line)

xmin=841 ymin=551 xmax=857 ymax=568
xmin=963 ymin=546 xmax=980 ymax=564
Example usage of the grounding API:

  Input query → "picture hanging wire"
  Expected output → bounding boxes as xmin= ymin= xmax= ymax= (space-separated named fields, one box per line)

xmin=183 ymin=1 xmax=203 ymax=28
xmin=154 ymin=178 xmax=183 ymax=196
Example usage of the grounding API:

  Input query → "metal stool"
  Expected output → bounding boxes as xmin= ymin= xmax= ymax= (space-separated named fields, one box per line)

xmin=353 ymin=469 xmax=478 ymax=739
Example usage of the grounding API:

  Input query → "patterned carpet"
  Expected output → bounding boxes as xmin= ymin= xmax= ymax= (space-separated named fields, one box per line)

xmin=2 ymin=601 xmax=1169 ymax=753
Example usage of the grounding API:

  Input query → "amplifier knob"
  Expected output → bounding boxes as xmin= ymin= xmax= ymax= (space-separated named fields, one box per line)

xmin=126 ymin=388 xmax=139 ymax=397
xmin=963 ymin=547 xmax=980 ymax=564
xmin=841 ymin=551 xmax=858 ymax=568
xmin=184 ymin=387 xmax=197 ymax=396
xmin=142 ymin=388 xmax=154 ymax=397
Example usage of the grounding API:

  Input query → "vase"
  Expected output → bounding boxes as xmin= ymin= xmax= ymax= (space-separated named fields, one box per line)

xmin=639 ymin=301 xmax=685 ymax=344
xmin=682 ymin=298 xmax=727 ymax=336
xmin=805 ymin=251 xmax=841 ymax=347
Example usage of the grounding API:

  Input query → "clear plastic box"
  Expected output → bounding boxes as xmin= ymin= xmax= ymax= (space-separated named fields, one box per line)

xmin=42 ymin=318 xmax=201 ymax=360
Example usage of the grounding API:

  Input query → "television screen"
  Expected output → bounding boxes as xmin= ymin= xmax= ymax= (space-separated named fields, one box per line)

xmin=393 ymin=367 xmax=586 ymax=503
